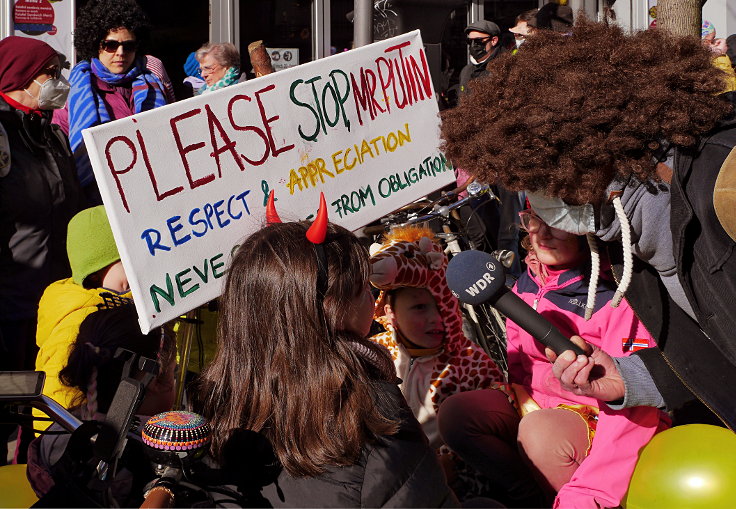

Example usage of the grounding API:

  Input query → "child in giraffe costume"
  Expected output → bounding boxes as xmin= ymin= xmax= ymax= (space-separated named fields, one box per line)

xmin=369 ymin=225 xmax=504 ymax=499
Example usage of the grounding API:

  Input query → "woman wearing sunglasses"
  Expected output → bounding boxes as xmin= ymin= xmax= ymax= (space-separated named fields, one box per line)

xmin=59 ymin=0 xmax=168 ymax=205
xmin=438 ymin=208 xmax=670 ymax=508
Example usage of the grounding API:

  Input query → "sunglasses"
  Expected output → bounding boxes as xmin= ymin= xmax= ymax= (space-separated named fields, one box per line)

xmin=518 ymin=210 xmax=576 ymax=240
xmin=100 ymin=39 xmax=138 ymax=53
xmin=467 ymin=37 xmax=491 ymax=46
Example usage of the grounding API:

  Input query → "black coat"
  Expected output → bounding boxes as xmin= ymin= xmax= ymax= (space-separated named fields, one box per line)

xmin=619 ymin=91 xmax=736 ymax=429
xmin=208 ymin=382 xmax=460 ymax=508
xmin=0 ymin=97 xmax=83 ymax=320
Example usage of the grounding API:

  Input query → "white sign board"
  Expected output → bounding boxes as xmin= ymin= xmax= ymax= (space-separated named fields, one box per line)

xmin=83 ymin=30 xmax=454 ymax=333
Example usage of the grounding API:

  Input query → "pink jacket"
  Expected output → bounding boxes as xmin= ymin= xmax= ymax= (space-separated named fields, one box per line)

xmin=508 ymin=261 xmax=670 ymax=509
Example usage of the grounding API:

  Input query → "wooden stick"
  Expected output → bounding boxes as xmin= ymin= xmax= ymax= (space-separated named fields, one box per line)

xmin=248 ymin=40 xmax=275 ymax=77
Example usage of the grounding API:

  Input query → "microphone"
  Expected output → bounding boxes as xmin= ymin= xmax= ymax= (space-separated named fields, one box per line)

xmin=446 ymin=250 xmax=586 ymax=356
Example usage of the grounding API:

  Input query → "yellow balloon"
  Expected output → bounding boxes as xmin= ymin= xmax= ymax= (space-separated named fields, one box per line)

xmin=0 ymin=464 xmax=38 ymax=508
xmin=624 ymin=424 xmax=736 ymax=509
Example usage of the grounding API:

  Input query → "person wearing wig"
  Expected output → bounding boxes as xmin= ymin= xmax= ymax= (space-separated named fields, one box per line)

xmin=368 ymin=226 xmax=504 ymax=500
xmin=56 ymin=0 xmax=167 ymax=205
xmin=438 ymin=211 xmax=670 ymax=508
xmin=197 ymin=194 xmax=458 ymax=507
xmin=440 ymin=20 xmax=736 ymax=430
xmin=0 ymin=36 xmax=84 ymax=464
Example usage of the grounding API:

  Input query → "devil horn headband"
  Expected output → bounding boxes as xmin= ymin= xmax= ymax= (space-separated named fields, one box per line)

xmin=266 ymin=190 xmax=282 ymax=224
xmin=267 ymin=191 xmax=328 ymax=245
xmin=306 ymin=193 xmax=328 ymax=244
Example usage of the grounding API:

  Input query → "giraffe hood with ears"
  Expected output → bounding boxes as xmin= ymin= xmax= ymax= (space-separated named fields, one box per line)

xmin=369 ymin=226 xmax=469 ymax=352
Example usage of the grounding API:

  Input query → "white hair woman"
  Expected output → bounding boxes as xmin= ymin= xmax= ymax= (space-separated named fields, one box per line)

xmin=195 ymin=42 xmax=244 ymax=93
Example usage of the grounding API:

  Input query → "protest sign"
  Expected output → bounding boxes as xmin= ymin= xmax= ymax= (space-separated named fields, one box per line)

xmin=83 ymin=30 xmax=455 ymax=332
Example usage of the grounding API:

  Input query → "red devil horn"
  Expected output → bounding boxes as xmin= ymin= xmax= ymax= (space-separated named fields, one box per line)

xmin=266 ymin=190 xmax=282 ymax=224
xmin=306 ymin=192 xmax=328 ymax=244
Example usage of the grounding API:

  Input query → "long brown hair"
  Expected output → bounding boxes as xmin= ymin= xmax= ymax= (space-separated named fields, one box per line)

xmin=199 ymin=222 xmax=398 ymax=476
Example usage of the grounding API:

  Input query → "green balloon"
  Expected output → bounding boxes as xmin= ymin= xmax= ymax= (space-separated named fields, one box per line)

xmin=624 ymin=424 xmax=736 ymax=509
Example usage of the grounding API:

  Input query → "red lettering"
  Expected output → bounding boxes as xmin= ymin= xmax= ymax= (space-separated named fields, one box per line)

xmin=228 ymin=94 xmax=269 ymax=166
xmin=138 ymin=129 xmax=183 ymax=201
xmin=255 ymin=84 xmax=295 ymax=158
xmin=385 ymin=42 xmax=411 ymax=109
xmin=104 ymin=136 xmax=136 ymax=213
xmin=411 ymin=49 xmax=433 ymax=100
xmin=375 ymin=56 xmax=393 ymax=114
xmin=170 ymin=108 xmax=214 ymax=190
xmin=205 ymin=104 xmax=244 ymax=178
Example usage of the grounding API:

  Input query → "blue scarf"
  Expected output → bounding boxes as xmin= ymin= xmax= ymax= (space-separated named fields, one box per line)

xmin=68 ymin=57 xmax=167 ymax=186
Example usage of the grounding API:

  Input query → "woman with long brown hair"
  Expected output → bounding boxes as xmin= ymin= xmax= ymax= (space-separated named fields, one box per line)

xmin=198 ymin=200 xmax=458 ymax=507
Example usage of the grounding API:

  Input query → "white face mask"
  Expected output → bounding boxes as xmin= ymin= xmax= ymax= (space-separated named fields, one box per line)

xmin=25 ymin=75 xmax=70 ymax=110
xmin=515 ymin=38 xmax=525 ymax=49
xmin=526 ymin=191 xmax=596 ymax=235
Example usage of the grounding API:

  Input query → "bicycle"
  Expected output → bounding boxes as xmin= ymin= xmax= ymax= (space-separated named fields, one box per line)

xmin=363 ymin=181 xmax=514 ymax=375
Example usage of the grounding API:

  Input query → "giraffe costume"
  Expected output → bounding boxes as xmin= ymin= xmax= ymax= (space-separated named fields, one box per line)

xmin=369 ymin=226 xmax=504 ymax=497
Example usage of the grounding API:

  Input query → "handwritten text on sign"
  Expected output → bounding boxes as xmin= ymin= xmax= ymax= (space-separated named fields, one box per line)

xmin=83 ymin=31 xmax=454 ymax=332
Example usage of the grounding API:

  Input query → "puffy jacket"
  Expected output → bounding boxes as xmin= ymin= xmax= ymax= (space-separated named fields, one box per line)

xmin=0 ymin=96 xmax=83 ymax=320
xmin=509 ymin=262 xmax=670 ymax=509
xmin=34 ymin=278 xmax=131 ymax=427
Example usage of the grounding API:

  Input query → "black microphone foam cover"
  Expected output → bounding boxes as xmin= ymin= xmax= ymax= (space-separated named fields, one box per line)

xmin=446 ymin=250 xmax=506 ymax=305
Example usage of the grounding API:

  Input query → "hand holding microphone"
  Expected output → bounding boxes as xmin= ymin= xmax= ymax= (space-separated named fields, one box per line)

xmin=445 ymin=250 xmax=586 ymax=357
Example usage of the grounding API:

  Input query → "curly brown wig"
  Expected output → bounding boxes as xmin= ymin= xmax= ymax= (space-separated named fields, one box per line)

xmin=441 ymin=19 xmax=734 ymax=204
xmin=73 ymin=0 xmax=150 ymax=62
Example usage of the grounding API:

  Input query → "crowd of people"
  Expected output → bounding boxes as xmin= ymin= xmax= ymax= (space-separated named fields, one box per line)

xmin=1 ymin=0 xmax=735 ymax=507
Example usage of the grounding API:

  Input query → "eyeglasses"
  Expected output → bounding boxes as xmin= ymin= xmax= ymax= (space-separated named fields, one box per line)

xmin=199 ymin=64 xmax=221 ymax=75
xmin=467 ymin=37 xmax=491 ymax=46
xmin=100 ymin=39 xmax=138 ymax=53
xmin=518 ymin=210 xmax=576 ymax=240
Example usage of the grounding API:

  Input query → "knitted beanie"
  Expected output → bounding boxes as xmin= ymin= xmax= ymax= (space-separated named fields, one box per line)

xmin=702 ymin=20 xmax=716 ymax=39
xmin=67 ymin=206 xmax=120 ymax=286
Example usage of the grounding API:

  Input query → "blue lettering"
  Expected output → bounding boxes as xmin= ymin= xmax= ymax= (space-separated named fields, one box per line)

xmin=235 ymin=190 xmax=251 ymax=215
xmin=141 ymin=228 xmax=171 ymax=256
xmin=167 ymin=215 xmax=191 ymax=246
xmin=203 ymin=203 xmax=215 ymax=229
xmin=227 ymin=195 xmax=243 ymax=219
xmin=189 ymin=208 xmax=208 ymax=237
xmin=213 ymin=199 xmax=229 ymax=228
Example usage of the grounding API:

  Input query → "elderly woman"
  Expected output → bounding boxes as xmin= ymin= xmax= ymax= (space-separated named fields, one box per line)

xmin=195 ymin=42 xmax=244 ymax=94
xmin=61 ymin=0 xmax=167 ymax=205
xmin=0 ymin=36 xmax=83 ymax=464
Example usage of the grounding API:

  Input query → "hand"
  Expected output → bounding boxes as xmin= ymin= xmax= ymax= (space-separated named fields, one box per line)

xmin=545 ymin=335 xmax=625 ymax=402
xmin=712 ymin=38 xmax=727 ymax=55
xmin=704 ymin=38 xmax=727 ymax=55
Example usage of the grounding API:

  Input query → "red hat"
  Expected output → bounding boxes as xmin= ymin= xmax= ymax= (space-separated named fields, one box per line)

xmin=0 ymin=36 xmax=58 ymax=93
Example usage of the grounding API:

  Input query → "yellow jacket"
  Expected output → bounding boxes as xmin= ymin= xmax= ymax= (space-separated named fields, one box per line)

xmin=714 ymin=55 xmax=736 ymax=93
xmin=34 ymin=278 xmax=131 ymax=428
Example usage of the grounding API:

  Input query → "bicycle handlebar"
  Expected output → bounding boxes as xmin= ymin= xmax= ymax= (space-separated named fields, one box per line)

xmin=392 ymin=183 xmax=496 ymax=228
xmin=31 ymin=395 xmax=83 ymax=433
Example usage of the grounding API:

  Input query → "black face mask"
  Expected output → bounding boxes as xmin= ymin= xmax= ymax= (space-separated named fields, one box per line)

xmin=468 ymin=38 xmax=490 ymax=61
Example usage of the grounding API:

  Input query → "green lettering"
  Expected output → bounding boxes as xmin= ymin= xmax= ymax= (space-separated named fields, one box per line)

xmin=150 ymin=273 xmax=175 ymax=313
xmin=176 ymin=268 xmax=199 ymax=298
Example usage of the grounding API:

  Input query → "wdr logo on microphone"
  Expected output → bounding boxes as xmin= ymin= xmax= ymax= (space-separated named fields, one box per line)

xmin=465 ymin=266 xmax=496 ymax=297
